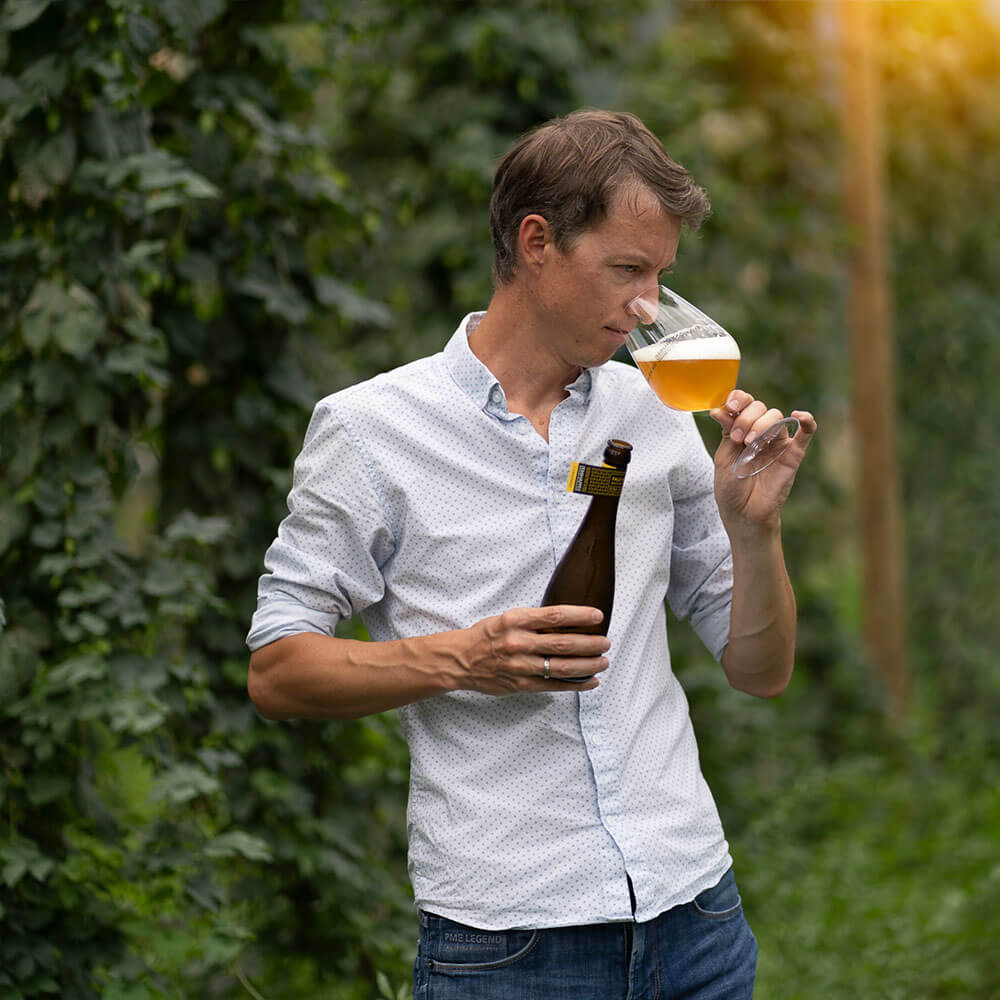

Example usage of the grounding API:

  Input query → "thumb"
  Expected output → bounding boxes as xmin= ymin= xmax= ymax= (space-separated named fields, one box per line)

xmin=709 ymin=406 xmax=742 ymax=464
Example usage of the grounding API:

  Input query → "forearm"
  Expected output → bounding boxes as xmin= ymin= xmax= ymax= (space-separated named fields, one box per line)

xmin=247 ymin=605 xmax=612 ymax=721
xmin=720 ymin=522 xmax=797 ymax=698
xmin=248 ymin=631 xmax=464 ymax=721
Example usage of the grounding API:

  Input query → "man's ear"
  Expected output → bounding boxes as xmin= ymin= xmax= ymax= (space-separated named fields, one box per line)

xmin=517 ymin=214 xmax=551 ymax=271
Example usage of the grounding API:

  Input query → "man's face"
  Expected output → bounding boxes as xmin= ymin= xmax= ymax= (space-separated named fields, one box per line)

xmin=536 ymin=185 xmax=682 ymax=371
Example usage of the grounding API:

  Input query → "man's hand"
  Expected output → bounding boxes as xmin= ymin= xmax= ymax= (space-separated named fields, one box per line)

xmin=451 ymin=604 xmax=611 ymax=694
xmin=709 ymin=390 xmax=817 ymax=534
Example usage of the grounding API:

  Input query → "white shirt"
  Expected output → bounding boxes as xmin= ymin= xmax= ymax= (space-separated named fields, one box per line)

xmin=248 ymin=313 xmax=735 ymax=930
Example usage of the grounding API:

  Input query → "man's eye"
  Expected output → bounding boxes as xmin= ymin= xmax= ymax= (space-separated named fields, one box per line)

xmin=621 ymin=265 xmax=639 ymax=274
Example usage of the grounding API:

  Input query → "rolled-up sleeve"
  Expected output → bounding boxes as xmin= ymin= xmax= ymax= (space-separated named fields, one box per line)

xmin=246 ymin=398 xmax=395 ymax=651
xmin=665 ymin=428 xmax=733 ymax=662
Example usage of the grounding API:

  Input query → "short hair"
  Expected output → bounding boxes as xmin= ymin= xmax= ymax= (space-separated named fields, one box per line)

xmin=489 ymin=110 xmax=711 ymax=285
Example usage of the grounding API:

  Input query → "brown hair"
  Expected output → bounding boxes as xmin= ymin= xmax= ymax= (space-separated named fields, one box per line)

xmin=489 ymin=110 xmax=710 ymax=285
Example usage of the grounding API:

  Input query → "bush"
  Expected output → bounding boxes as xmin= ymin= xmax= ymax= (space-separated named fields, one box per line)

xmin=1 ymin=2 xmax=411 ymax=996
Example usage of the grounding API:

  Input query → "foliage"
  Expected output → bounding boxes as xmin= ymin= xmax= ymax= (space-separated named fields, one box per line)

xmin=1 ymin=1 xmax=410 ymax=997
xmin=316 ymin=0 xmax=636 ymax=368
xmin=741 ymin=747 xmax=1000 ymax=998
xmin=880 ymin=0 xmax=1000 ymax=744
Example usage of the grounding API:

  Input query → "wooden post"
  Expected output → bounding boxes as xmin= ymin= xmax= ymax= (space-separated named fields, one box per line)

xmin=839 ymin=1 xmax=909 ymax=718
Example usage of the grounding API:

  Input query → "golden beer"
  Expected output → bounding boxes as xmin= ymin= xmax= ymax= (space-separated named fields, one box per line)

xmin=632 ymin=340 xmax=740 ymax=412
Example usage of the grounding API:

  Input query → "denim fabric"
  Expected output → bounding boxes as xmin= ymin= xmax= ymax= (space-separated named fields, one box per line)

xmin=413 ymin=868 xmax=757 ymax=999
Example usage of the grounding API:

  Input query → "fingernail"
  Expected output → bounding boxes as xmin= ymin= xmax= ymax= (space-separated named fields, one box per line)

xmin=745 ymin=430 xmax=757 ymax=445
xmin=591 ymin=609 xmax=603 ymax=623
xmin=731 ymin=428 xmax=744 ymax=443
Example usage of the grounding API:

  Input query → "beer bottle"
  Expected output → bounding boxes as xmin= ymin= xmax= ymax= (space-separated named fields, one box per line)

xmin=541 ymin=439 xmax=633 ymax=639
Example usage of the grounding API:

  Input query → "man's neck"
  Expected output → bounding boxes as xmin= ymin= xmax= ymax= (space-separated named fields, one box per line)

xmin=467 ymin=292 xmax=583 ymax=437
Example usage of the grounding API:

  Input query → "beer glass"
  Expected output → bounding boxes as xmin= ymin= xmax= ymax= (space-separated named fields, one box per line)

xmin=626 ymin=284 xmax=799 ymax=478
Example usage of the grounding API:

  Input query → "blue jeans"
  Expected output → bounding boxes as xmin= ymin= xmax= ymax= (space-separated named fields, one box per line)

xmin=413 ymin=868 xmax=757 ymax=999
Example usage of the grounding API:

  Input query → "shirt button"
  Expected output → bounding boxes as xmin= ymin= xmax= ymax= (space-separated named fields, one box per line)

xmin=591 ymin=733 xmax=604 ymax=748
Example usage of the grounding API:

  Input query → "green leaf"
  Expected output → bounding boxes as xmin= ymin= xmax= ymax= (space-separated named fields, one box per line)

xmin=29 ymin=359 xmax=75 ymax=403
xmin=1 ymin=840 xmax=54 ymax=888
xmin=0 ymin=497 xmax=29 ymax=556
xmin=0 ymin=625 xmax=44 ymax=704
xmin=164 ymin=512 xmax=231 ymax=546
xmin=0 ymin=379 xmax=23 ymax=417
xmin=20 ymin=279 xmax=65 ymax=353
xmin=0 ymin=0 xmax=51 ymax=32
xmin=203 ymin=831 xmax=273 ymax=862
xmin=108 ymin=692 xmax=167 ymax=734
xmin=56 ymin=579 xmax=115 ymax=608
xmin=94 ymin=744 xmax=157 ymax=823
xmin=2 ymin=854 xmax=28 ymax=888
xmin=26 ymin=773 xmax=71 ymax=806
xmin=236 ymin=274 xmax=311 ymax=325
xmin=38 ymin=130 xmax=76 ymax=186
xmin=76 ymin=611 xmax=109 ymax=636
xmin=46 ymin=652 xmax=106 ymax=693
xmin=314 ymin=275 xmax=395 ymax=328
xmin=104 ymin=343 xmax=170 ymax=386
xmin=160 ymin=0 xmax=225 ymax=37
xmin=52 ymin=284 xmax=104 ymax=358
xmin=142 ymin=558 xmax=187 ymax=597
xmin=150 ymin=764 xmax=220 ymax=805
xmin=29 ymin=520 xmax=62 ymax=548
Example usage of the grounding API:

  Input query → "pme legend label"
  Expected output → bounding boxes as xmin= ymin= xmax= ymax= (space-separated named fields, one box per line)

xmin=566 ymin=462 xmax=625 ymax=498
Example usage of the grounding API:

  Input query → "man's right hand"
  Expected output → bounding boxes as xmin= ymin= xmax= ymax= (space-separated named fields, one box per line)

xmin=451 ymin=604 xmax=610 ymax=695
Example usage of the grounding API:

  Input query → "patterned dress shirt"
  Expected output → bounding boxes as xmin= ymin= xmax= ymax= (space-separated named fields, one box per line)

xmin=248 ymin=313 xmax=735 ymax=929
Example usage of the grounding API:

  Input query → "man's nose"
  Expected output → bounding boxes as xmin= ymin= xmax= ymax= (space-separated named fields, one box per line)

xmin=626 ymin=292 xmax=659 ymax=326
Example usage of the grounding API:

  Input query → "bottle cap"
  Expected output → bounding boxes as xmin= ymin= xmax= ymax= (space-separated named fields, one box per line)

xmin=604 ymin=439 xmax=633 ymax=468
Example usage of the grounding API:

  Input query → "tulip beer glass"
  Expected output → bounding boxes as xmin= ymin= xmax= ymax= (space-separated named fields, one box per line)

xmin=626 ymin=284 xmax=798 ymax=478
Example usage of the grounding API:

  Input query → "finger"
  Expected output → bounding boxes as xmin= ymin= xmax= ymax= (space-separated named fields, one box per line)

xmin=544 ymin=674 xmax=602 ymax=691
xmin=790 ymin=410 xmax=818 ymax=437
xmin=728 ymin=400 xmax=767 ymax=443
xmin=743 ymin=408 xmax=786 ymax=446
xmin=538 ymin=654 xmax=611 ymax=681
xmin=709 ymin=390 xmax=755 ymax=435
xmin=517 ymin=604 xmax=605 ymax=632
xmin=537 ymin=631 xmax=611 ymax=658
xmin=781 ymin=410 xmax=818 ymax=464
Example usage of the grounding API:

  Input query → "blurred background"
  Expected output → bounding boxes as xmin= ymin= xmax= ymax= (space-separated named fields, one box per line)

xmin=2 ymin=1 xmax=998 ymax=997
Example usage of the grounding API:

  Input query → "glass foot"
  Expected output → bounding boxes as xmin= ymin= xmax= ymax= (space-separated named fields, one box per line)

xmin=732 ymin=416 xmax=800 ymax=478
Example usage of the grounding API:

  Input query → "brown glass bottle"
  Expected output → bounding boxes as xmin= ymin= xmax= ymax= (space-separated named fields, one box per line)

xmin=540 ymin=439 xmax=633 ymax=638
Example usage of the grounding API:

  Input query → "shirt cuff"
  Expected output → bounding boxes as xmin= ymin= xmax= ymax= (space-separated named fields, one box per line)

xmin=690 ymin=594 xmax=733 ymax=663
xmin=246 ymin=594 xmax=342 ymax=651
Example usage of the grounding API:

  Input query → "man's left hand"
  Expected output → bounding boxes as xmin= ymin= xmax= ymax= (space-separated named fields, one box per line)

xmin=709 ymin=390 xmax=817 ymax=533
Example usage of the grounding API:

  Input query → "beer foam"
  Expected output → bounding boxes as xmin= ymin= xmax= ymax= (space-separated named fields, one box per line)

xmin=631 ymin=332 xmax=740 ymax=363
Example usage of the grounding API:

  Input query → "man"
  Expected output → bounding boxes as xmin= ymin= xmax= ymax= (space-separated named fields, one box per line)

xmin=247 ymin=110 xmax=816 ymax=998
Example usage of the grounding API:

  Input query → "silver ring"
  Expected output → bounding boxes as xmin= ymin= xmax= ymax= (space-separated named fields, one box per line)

xmin=542 ymin=658 xmax=551 ymax=680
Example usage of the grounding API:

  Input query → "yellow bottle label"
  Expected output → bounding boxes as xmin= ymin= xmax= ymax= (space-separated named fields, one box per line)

xmin=566 ymin=461 xmax=625 ymax=497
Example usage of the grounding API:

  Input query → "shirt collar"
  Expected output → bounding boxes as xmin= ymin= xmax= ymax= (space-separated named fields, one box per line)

xmin=444 ymin=312 xmax=594 ymax=412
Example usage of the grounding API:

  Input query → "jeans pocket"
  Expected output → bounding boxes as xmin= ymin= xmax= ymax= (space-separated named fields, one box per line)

xmin=421 ymin=912 xmax=541 ymax=975
xmin=691 ymin=868 xmax=743 ymax=921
